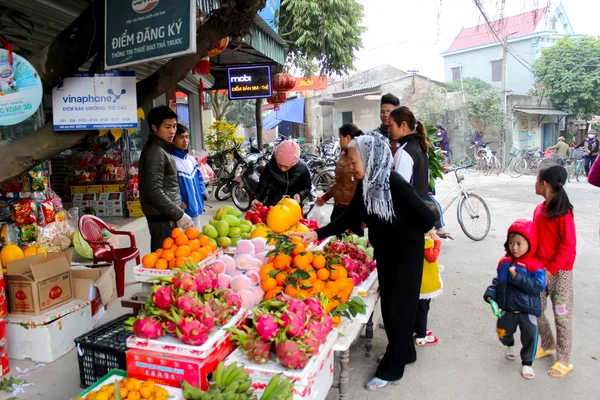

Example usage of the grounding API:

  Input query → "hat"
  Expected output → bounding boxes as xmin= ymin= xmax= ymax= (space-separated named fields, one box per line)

xmin=558 ymin=136 xmax=565 ymax=141
xmin=275 ymin=140 xmax=301 ymax=167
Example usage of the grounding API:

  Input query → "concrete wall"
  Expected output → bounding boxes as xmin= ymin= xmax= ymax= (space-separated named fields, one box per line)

xmin=507 ymin=94 xmax=561 ymax=151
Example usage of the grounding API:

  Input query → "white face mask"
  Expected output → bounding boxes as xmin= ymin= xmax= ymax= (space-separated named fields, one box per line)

xmin=588 ymin=134 xmax=596 ymax=139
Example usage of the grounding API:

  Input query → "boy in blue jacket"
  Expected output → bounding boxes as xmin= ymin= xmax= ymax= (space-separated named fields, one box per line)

xmin=172 ymin=124 xmax=206 ymax=227
xmin=484 ymin=219 xmax=546 ymax=380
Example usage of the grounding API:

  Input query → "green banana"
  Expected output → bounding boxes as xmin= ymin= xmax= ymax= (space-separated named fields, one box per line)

xmin=221 ymin=363 xmax=237 ymax=390
xmin=238 ymin=381 xmax=252 ymax=393
xmin=214 ymin=362 xmax=226 ymax=389
xmin=260 ymin=374 xmax=280 ymax=400
xmin=224 ymin=382 xmax=240 ymax=394
xmin=264 ymin=382 xmax=286 ymax=400
xmin=225 ymin=368 xmax=245 ymax=387
xmin=224 ymin=393 xmax=238 ymax=400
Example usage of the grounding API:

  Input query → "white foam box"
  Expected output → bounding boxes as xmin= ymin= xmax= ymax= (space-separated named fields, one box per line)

xmin=77 ymin=369 xmax=183 ymax=399
xmin=225 ymin=330 xmax=337 ymax=400
xmin=5 ymin=299 xmax=92 ymax=363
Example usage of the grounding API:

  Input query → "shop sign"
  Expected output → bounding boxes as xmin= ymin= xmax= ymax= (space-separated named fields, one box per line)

xmin=258 ymin=0 xmax=280 ymax=33
xmin=227 ymin=66 xmax=272 ymax=100
xmin=291 ymin=76 xmax=328 ymax=92
xmin=105 ymin=0 xmax=196 ymax=69
xmin=519 ymin=115 xmax=529 ymax=131
xmin=52 ymin=71 xmax=138 ymax=131
xmin=0 ymin=49 xmax=43 ymax=126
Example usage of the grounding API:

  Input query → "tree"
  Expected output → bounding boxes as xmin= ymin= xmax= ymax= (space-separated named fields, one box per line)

xmin=413 ymin=82 xmax=449 ymax=125
xmin=226 ymin=99 xmax=257 ymax=127
xmin=462 ymin=88 xmax=504 ymax=134
xmin=534 ymin=36 xmax=600 ymax=120
xmin=0 ymin=0 xmax=266 ymax=183
xmin=205 ymin=120 xmax=244 ymax=153
xmin=279 ymin=0 xmax=366 ymax=76
xmin=208 ymin=91 xmax=233 ymax=121
xmin=447 ymin=77 xmax=494 ymax=96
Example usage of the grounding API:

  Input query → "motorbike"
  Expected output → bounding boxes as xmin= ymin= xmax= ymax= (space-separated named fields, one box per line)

xmin=231 ymin=152 xmax=269 ymax=211
xmin=214 ymin=146 xmax=245 ymax=201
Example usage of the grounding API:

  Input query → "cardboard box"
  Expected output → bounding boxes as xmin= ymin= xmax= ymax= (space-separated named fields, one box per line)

xmin=72 ymin=194 xmax=95 ymax=202
xmin=72 ymin=266 xmax=117 ymax=325
xmin=96 ymin=208 xmax=107 ymax=217
xmin=86 ymin=185 xmax=104 ymax=194
xmin=0 ymin=319 xmax=8 ymax=378
xmin=5 ymin=300 xmax=92 ymax=363
xmin=103 ymin=184 xmax=126 ymax=193
xmin=97 ymin=192 xmax=124 ymax=202
xmin=71 ymin=185 xmax=88 ymax=194
xmin=4 ymin=252 xmax=74 ymax=315
xmin=105 ymin=205 xmax=125 ymax=217
xmin=0 ymin=276 xmax=8 ymax=319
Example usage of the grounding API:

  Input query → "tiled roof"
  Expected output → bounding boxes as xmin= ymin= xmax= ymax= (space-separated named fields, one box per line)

xmin=444 ymin=7 xmax=548 ymax=54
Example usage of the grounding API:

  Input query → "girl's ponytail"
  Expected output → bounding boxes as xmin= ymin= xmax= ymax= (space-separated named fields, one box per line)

xmin=538 ymin=166 xmax=573 ymax=218
xmin=415 ymin=120 xmax=430 ymax=153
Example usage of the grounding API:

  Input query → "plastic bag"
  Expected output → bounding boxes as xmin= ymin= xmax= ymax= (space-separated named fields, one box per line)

xmin=18 ymin=223 xmax=38 ymax=243
xmin=0 ymin=198 xmax=14 ymax=222
xmin=39 ymin=199 xmax=56 ymax=226
xmin=12 ymin=199 xmax=37 ymax=226
xmin=28 ymin=166 xmax=45 ymax=192
xmin=199 ymin=161 xmax=215 ymax=182
xmin=308 ymin=205 xmax=327 ymax=227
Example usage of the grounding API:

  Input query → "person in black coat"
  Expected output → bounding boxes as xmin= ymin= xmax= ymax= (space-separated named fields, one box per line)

xmin=293 ymin=135 xmax=436 ymax=391
xmin=251 ymin=140 xmax=312 ymax=208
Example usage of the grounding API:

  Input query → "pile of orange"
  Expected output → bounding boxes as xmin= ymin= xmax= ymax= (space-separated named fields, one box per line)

xmin=141 ymin=227 xmax=217 ymax=270
xmin=78 ymin=377 xmax=169 ymax=400
xmin=259 ymin=236 xmax=354 ymax=313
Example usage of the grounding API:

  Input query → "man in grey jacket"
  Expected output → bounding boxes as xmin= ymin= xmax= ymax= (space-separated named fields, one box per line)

xmin=139 ymin=106 xmax=193 ymax=251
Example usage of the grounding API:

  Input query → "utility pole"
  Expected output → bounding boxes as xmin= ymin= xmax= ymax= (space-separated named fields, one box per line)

xmin=408 ymin=69 xmax=418 ymax=94
xmin=501 ymin=35 xmax=508 ymax=169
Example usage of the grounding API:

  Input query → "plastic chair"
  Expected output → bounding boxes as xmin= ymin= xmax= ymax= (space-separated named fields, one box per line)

xmin=78 ymin=215 xmax=140 ymax=297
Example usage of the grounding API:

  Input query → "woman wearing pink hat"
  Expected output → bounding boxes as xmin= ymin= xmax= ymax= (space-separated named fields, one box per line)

xmin=251 ymin=140 xmax=312 ymax=209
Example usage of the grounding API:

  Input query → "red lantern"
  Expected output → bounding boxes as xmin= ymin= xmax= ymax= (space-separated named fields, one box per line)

xmin=208 ymin=37 xmax=229 ymax=58
xmin=192 ymin=56 xmax=210 ymax=75
xmin=267 ymin=92 xmax=287 ymax=111
xmin=272 ymin=72 xmax=296 ymax=93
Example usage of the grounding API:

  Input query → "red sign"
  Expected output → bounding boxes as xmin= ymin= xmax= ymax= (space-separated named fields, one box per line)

xmin=291 ymin=76 xmax=328 ymax=92
xmin=15 ymin=290 xmax=27 ymax=301
xmin=49 ymin=286 xmax=63 ymax=300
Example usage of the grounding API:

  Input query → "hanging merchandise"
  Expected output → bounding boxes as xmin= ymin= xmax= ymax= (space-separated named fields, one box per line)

xmin=272 ymin=72 xmax=296 ymax=93
xmin=207 ymin=37 xmax=229 ymax=57
xmin=192 ymin=57 xmax=210 ymax=75
xmin=266 ymin=92 xmax=287 ymax=111
xmin=0 ymin=37 xmax=43 ymax=126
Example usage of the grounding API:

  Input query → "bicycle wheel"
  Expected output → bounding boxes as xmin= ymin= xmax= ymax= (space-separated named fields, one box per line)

xmin=575 ymin=163 xmax=581 ymax=181
xmin=231 ymin=183 xmax=251 ymax=212
xmin=511 ymin=158 xmax=527 ymax=178
xmin=215 ymin=180 xmax=232 ymax=201
xmin=538 ymin=158 xmax=555 ymax=171
xmin=457 ymin=193 xmax=491 ymax=241
xmin=566 ymin=164 xmax=573 ymax=183
xmin=489 ymin=157 xmax=501 ymax=176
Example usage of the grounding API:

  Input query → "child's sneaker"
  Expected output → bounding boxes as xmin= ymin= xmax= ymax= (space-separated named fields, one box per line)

xmin=416 ymin=335 xmax=439 ymax=346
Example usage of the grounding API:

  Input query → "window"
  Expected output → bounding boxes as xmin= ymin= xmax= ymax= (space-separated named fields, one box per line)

xmin=451 ymin=67 xmax=461 ymax=82
xmin=551 ymin=18 xmax=557 ymax=30
xmin=341 ymin=111 xmax=353 ymax=125
xmin=491 ymin=60 xmax=503 ymax=82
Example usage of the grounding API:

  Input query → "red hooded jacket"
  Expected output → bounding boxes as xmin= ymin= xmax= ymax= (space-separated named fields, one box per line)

xmin=533 ymin=203 xmax=577 ymax=275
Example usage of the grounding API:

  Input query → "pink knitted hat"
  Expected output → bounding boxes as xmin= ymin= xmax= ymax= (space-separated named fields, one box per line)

xmin=275 ymin=140 xmax=301 ymax=167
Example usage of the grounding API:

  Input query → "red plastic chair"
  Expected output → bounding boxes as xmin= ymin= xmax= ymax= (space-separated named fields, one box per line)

xmin=78 ymin=215 xmax=140 ymax=297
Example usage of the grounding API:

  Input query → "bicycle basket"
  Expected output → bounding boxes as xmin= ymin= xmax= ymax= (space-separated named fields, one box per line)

xmin=509 ymin=147 xmax=520 ymax=157
xmin=569 ymin=148 xmax=585 ymax=160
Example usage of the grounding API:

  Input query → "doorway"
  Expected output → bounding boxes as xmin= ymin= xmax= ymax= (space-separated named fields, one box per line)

xmin=341 ymin=111 xmax=353 ymax=125
xmin=542 ymin=123 xmax=553 ymax=150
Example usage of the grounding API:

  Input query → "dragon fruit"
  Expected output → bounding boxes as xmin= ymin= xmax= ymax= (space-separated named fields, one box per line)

xmin=172 ymin=272 xmax=198 ymax=293
xmin=221 ymin=289 xmax=242 ymax=312
xmin=276 ymin=339 xmax=310 ymax=369
xmin=287 ymin=298 xmax=309 ymax=322
xmin=205 ymin=293 xmax=234 ymax=325
xmin=195 ymin=269 xmax=218 ymax=294
xmin=321 ymin=314 xmax=334 ymax=335
xmin=228 ymin=327 xmax=271 ymax=364
xmin=152 ymin=285 xmax=174 ymax=311
xmin=303 ymin=324 xmax=323 ymax=355
xmin=279 ymin=311 xmax=306 ymax=338
xmin=175 ymin=294 xmax=199 ymax=316
xmin=191 ymin=303 xmax=216 ymax=331
xmin=176 ymin=316 xmax=211 ymax=346
xmin=303 ymin=297 xmax=326 ymax=320
xmin=255 ymin=313 xmax=279 ymax=341
xmin=162 ymin=318 xmax=177 ymax=335
xmin=328 ymin=241 xmax=345 ymax=254
xmin=125 ymin=316 xmax=165 ymax=339
xmin=348 ymin=272 xmax=361 ymax=286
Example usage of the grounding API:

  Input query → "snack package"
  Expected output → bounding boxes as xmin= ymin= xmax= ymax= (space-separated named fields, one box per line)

xmin=0 ymin=198 xmax=14 ymax=222
xmin=20 ymin=172 xmax=31 ymax=193
xmin=40 ymin=199 xmax=56 ymax=226
xmin=1 ymin=177 xmax=21 ymax=193
xmin=18 ymin=223 xmax=38 ymax=243
xmin=28 ymin=166 xmax=45 ymax=192
xmin=49 ymin=189 xmax=63 ymax=209
xmin=12 ymin=199 xmax=37 ymax=226
xmin=0 ymin=223 xmax=17 ymax=246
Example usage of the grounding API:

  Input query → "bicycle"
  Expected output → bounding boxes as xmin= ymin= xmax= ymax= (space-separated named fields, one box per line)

xmin=511 ymin=148 xmax=544 ymax=178
xmin=437 ymin=165 xmax=491 ymax=241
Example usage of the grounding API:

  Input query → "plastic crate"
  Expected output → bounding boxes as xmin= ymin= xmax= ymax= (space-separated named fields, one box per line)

xmin=74 ymin=314 xmax=133 ymax=388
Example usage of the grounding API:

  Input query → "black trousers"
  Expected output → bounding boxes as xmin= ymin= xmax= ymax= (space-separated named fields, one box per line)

xmin=584 ymin=155 xmax=597 ymax=176
xmin=414 ymin=299 xmax=431 ymax=338
xmin=147 ymin=219 xmax=176 ymax=252
xmin=330 ymin=205 xmax=364 ymax=237
xmin=497 ymin=312 xmax=538 ymax=366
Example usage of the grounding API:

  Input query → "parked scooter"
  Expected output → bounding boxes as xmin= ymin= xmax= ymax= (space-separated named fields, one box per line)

xmin=214 ymin=146 xmax=245 ymax=201
xmin=231 ymin=152 xmax=269 ymax=211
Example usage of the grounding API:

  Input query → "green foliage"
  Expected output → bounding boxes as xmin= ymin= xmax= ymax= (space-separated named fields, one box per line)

xmin=278 ymin=0 xmax=366 ymax=76
xmin=226 ymin=99 xmax=256 ymax=126
xmin=534 ymin=36 xmax=600 ymax=120
xmin=205 ymin=120 xmax=244 ymax=154
xmin=413 ymin=82 xmax=449 ymax=126
xmin=462 ymin=88 xmax=504 ymax=133
xmin=426 ymin=124 xmax=445 ymax=188
xmin=447 ymin=77 xmax=494 ymax=96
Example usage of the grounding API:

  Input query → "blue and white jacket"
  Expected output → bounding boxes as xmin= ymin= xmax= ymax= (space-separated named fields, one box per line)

xmin=173 ymin=148 xmax=206 ymax=218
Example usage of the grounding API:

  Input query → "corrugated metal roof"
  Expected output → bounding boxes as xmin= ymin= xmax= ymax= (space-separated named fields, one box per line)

xmin=320 ymin=91 xmax=382 ymax=104
xmin=514 ymin=107 xmax=567 ymax=116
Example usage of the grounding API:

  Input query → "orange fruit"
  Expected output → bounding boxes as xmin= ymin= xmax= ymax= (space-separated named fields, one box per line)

xmin=316 ymin=268 xmax=330 ymax=281
xmin=185 ymin=227 xmax=200 ymax=240
xmin=201 ymin=245 xmax=214 ymax=255
xmin=326 ymin=299 xmax=341 ymax=313
xmin=332 ymin=315 xmax=341 ymax=327
xmin=330 ymin=265 xmax=347 ymax=281
xmin=199 ymin=235 xmax=210 ymax=246
xmin=170 ymin=244 xmax=178 ymax=252
xmin=307 ymin=269 xmax=317 ymax=282
xmin=325 ymin=281 xmax=340 ymax=296
xmin=175 ymin=256 xmax=188 ymax=267
xmin=175 ymin=235 xmax=189 ymax=246
xmin=274 ymin=254 xmax=292 ymax=270
xmin=338 ymin=288 xmax=351 ymax=303
xmin=261 ymin=277 xmax=277 ymax=292
xmin=155 ymin=259 xmax=168 ymax=270
xmin=260 ymin=264 xmax=275 ymax=280
xmin=312 ymin=254 xmax=326 ymax=269
xmin=291 ymin=243 xmax=305 ymax=256
xmin=275 ymin=272 xmax=288 ymax=286
xmin=168 ymin=258 xmax=176 ymax=269
xmin=296 ymin=289 xmax=310 ymax=299
xmin=188 ymin=239 xmax=200 ymax=252
xmin=189 ymin=252 xmax=201 ymax=263
xmin=265 ymin=287 xmax=284 ymax=300
xmin=197 ymin=247 xmax=209 ymax=261
xmin=155 ymin=248 xmax=163 ymax=257
xmin=139 ymin=387 xmax=152 ymax=399
xmin=142 ymin=253 xmax=158 ymax=268
xmin=171 ymin=228 xmax=184 ymax=239
xmin=162 ymin=237 xmax=174 ymax=250
xmin=284 ymin=284 xmax=298 ymax=297
xmin=175 ymin=245 xmax=191 ymax=257
xmin=161 ymin=249 xmax=175 ymax=261
xmin=312 ymin=279 xmax=325 ymax=293
xmin=336 ymin=277 xmax=354 ymax=291
xmin=290 ymin=235 xmax=303 ymax=245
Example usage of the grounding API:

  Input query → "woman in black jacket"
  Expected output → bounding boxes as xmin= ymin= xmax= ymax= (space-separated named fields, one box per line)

xmin=251 ymin=140 xmax=312 ymax=209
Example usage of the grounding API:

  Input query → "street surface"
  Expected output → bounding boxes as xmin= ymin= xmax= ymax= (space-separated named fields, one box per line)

xmin=1 ymin=172 xmax=599 ymax=400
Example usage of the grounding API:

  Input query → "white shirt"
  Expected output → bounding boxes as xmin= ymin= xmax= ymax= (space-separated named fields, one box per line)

xmin=393 ymin=143 xmax=414 ymax=183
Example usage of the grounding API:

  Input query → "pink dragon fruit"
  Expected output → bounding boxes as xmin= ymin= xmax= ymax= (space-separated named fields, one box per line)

xmin=303 ymin=297 xmax=326 ymax=320
xmin=172 ymin=272 xmax=198 ymax=293
xmin=176 ymin=294 xmax=199 ymax=316
xmin=255 ymin=313 xmax=279 ymax=341
xmin=328 ymin=241 xmax=345 ymax=254
xmin=276 ymin=339 xmax=310 ymax=369
xmin=191 ymin=303 xmax=216 ymax=331
xmin=355 ymin=250 xmax=367 ymax=263
xmin=279 ymin=311 xmax=306 ymax=338
xmin=125 ymin=316 xmax=164 ymax=339
xmin=162 ymin=318 xmax=177 ymax=335
xmin=287 ymin=298 xmax=309 ymax=322
xmin=348 ymin=272 xmax=361 ymax=286
xmin=228 ymin=327 xmax=271 ymax=364
xmin=176 ymin=316 xmax=211 ymax=346
xmin=221 ymin=289 xmax=242 ymax=312
xmin=195 ymin=269 xmax=218 ymax=294
xmin=321 ymin=314 xmax=334 ymax=335
xmin=205 ymin=294 xmax=232 ymax=326
xmin=152 ymin=285 xmax=174 ymax=311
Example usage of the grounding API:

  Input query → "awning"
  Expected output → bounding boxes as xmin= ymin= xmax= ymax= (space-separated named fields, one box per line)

xmin=514 ymin=107 xmax=568 ymax=116
xmin=262 ymin=98 xmax=305 ymax=130
xmin=320 ymin=91 xmax=382 ymax=104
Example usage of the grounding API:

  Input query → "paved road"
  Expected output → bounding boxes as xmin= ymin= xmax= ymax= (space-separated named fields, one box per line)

xmin=3 ymin=173 xmax=599 ymax=399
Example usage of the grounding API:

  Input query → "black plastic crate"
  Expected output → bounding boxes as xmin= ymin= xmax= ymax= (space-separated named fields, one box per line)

xmin=74 ymin=314 xmax=133 ymax=388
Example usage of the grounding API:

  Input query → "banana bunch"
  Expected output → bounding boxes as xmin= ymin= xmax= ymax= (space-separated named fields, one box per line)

xmin=182 ymin=362 xmax=254 ymax=400
xmin=259 ymin=374 xmax=293 ymax=400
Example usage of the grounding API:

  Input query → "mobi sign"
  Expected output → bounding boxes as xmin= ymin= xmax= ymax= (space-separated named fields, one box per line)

xmin=228 ymin=66 xmax=272 ymax=100
xmin=132 ymin=0 xmax=160 ymax=13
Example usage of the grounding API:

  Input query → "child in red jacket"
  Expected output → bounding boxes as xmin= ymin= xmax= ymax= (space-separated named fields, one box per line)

xmin=533 ymin=166 xmax=576 ymax=378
